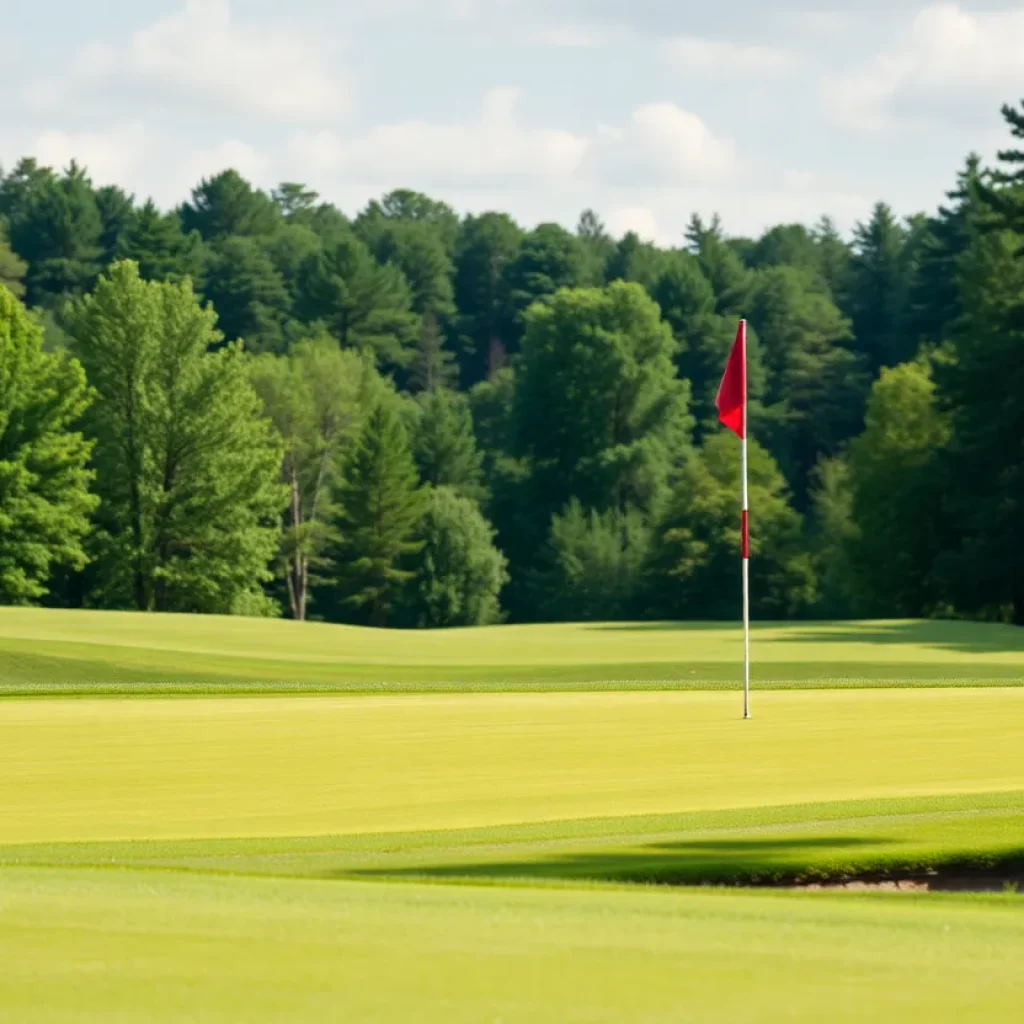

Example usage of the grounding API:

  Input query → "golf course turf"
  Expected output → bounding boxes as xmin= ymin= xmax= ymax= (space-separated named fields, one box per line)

xmin=2 ymin=609 xmax=1022 ymax=1021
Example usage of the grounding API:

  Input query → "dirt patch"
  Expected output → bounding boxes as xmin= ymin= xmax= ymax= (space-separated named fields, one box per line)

xmin=780 ymin=873 xmax=1024 ymax=894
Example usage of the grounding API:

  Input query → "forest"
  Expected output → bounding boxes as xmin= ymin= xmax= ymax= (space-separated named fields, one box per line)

xmin=0 ymin=100 xmax=1021 ymax=628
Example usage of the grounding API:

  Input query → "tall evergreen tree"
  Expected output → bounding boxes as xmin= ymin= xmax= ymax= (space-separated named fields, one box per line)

xmin=202 ymin=236 xmax=292 ymax=353
xmin=7 ymin=162 xmax=103 ymax=306
xmin=331 ymin=401 xmax=426 ymax=626
xmin=95 ymin=185 xmax=135 ymax=266
xmin=937 ymin=150 xmax=1024 ymax=623
xmin=296 ymin=231 xmax=419 ymax=369
xmin=67 ymin=261 xmax=285 ymax=614
xmin=117 ymin=200 xmax=204 ymax=284
xmin=409 ymin=312 xmax=459 ymax=393
xmin=0 ymin=286 xmax=97 ymax=603
xmin=847 ymin=203 xmax=918 ymax=371
xmin=411 ymin=387 xmax=485 ymax=500
xmin=180 ymin=170 xmax=280 ymax=241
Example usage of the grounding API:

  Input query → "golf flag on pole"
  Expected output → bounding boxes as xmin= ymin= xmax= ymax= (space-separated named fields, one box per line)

xmin=716 ymin=320 xmax=751 ymax=719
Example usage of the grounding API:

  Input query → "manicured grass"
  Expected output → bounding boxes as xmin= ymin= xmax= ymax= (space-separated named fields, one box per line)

xmin=3 ymin=689 xmax=1023 ymax=844
xmin=2 ymin=612 xmax=1022 ymax=1021
xmin=6 ymin=792 xmax=1024 ymax=888
xmin=2 ymin=868 xmax=1023 ymax=1024
xmin=0 ymin=608 xmax=1021 ymax=694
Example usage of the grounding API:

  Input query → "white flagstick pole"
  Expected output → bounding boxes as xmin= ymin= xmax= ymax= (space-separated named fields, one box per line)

xmin=741 ymin=321 xmax=751 ymax=720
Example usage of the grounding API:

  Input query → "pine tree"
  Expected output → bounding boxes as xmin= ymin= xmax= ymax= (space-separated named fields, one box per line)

xmin=180 ymin=170 xmax=280 ymax=241
xmin=117 ymin=200 xmax=204 ymax=284
xmin=0 ymin=286 xmax=98 ymax=602
xmin=409 ymin=312 xmax=459 ymax=392
xmin=7 ymin=162 xmax=103 ymax=306
xmin=95 ymin=185 xmax=135 ymax=265
xmin=296 ymin=231 xmax=419 ymax=370
xmin=333 ymin=401 xmax=427 ymax=625
xmin=411 ymin=387 xmax=485 ymax=500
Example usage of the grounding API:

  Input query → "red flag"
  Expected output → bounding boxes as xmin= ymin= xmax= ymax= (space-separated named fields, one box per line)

xmin=716 ymin=320 xmax=746 ymax=439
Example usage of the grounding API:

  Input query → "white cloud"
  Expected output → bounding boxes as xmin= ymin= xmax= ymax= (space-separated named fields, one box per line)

xmin=606 ymin=206 xmax=660 ymax=242
xmin=660 ymin=37 xmax=795 ymax=77
xmin=32 ymin=124 xmax=148 ymax=186
xmin=290 ymin=87 xmax=589 ymax=187
xmin=591 ymin=103 xmax=736 ymax=184
xmin=29 ymin=0 xmax=347 ymax=122
xmin=824 ymin=3 xmax=1024 ymax=131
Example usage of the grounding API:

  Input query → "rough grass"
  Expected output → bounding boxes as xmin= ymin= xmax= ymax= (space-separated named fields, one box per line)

xmin=0 ymin=608 xmax=1021 ymax=695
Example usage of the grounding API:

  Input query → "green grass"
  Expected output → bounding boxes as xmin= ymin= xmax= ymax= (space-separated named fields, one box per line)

xmin=0 ymin=608 xmax=1021 ymax=694
xmin=3 ymin=689 xmax=1023 ymax=844
xmin=2 ymin=612 xmax=1023 ymax=1020
xmin=2 ymin=868 xmax=1023 ymax=1024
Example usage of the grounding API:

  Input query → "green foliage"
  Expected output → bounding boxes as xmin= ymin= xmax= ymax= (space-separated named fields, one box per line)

xmin=647 ymin=435 xmax=816 ymax=619
xmin=180 ymin=170 xmax=280 ymax=241
xmin=532 ymin=500 xmax=650 ymax=622
xmin=67 ymin=261 xmax=285 ymax=614
xmin=410 ymin=387 xmax=485 ymax=500
xmin=95 ymin=185 xmax=136 ymax=265
xmin=750 ymin=266 xmax=867 ymax=506
xmin=847 ymin=203 xmax=919 ymax=371
xmin=513 ymin=282 xmax=692 ymax=518
xmin=499 ymin=222 xmax=588 ymax=351
xmin=0 ymin=287 xmax=97 ymax=602
xmin=409 ymin=312 xmax=459 ymax=392
xmin=453 ymin=212 xmax=523 ymax=383
xmin=808 ymin=456 xmax=859 ymax=618
xmin=937 ymin=184 xmax=1024 ymax=623
xmin=0 ymin=227 xmax=28 ymax=299
xmin=116 ymin=201 xmax=203 ymax=285
xmin=405 ymin=486 xmax=508 ymax=627
xmin=332 ymin=401 xmax=427 ymax=625
xmin=296 ymin=231 xmax=418 ymax=370
xmin=202 ymin=236 xmax=292 ymax=352
xmin=251 ymin=338 xmax=375 ymax=620
xmin=5 ymin=161 xmax=103 ymax=306
xmin=846 ymin=357 xmax=951 ymax=616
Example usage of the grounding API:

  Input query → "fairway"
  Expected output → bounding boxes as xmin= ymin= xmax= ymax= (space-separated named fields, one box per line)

xmin=1 ymin=608 xmax=1022 ymax=693
xmin=2 ymin=615 xmax=1023 ymax=1022
xmin=3 ymin=689 xmax=1024 ymax=844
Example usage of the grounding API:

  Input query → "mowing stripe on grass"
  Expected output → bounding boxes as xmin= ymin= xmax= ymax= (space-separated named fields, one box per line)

xmin=3 ymin=689 xmax=1022 ymax=845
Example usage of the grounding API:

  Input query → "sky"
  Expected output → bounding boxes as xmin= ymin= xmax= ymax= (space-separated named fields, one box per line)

xmin=2 ymin=0 xmax=1023 ymax=243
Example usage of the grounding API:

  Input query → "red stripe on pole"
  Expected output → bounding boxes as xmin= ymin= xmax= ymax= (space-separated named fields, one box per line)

xmin=741 ymin=509 xmax=750 ymax=560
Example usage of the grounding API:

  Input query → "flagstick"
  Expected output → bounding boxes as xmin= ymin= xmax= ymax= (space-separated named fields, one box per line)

xmin=740 ymin=320 xmax=751 ymax=720
xmin=742 ymin=405 xmax=751 ymax=721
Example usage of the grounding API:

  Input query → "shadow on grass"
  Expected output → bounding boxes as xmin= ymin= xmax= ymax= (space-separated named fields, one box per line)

xmin=590 ymin=620 xmax=1024 ymax=655
xmin=347 ymin=835 xmax=893 ymax=887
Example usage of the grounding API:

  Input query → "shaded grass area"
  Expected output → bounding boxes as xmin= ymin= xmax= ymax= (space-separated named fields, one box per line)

xmin=0 ymin=610 xmax=1021 ymax=696
xmin=4 ymin=792 xmax=1023 ymax=890
xmin=3 ymin=868 xmax=1023 ymax=1024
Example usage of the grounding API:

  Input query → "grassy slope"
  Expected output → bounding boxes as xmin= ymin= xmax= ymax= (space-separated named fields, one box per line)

xmin=0 ymin=608 xmax=1022 ymax=693
xmin=3 ymin=689 xmax=1023 ymax=844
xmin=2 ymin=869 xmax=1023 ymax=1024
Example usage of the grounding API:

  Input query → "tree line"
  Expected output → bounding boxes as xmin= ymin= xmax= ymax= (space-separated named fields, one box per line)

xmin=0 ymin=100 xmax=1022 ymax=626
